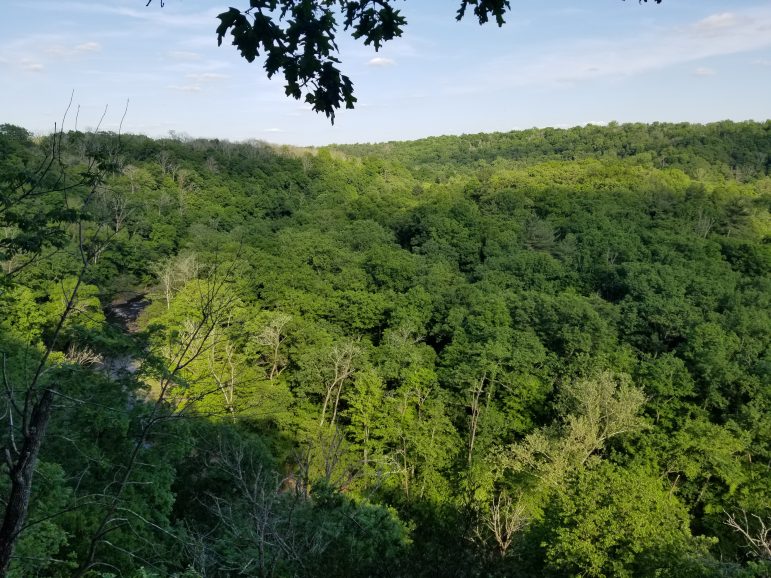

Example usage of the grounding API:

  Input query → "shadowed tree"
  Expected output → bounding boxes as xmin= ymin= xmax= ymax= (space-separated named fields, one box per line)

xmin=0 ymin=120 xmax=116 ymax=575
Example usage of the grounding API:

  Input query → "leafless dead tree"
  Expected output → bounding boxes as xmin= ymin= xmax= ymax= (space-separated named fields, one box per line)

xmin=725 ymin=509 xmax=771 ymax=561
xmin=319 ymin=341 xmax=359 ymax=427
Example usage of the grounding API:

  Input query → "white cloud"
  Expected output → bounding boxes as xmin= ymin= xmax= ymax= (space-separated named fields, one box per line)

xmin=31 ymin=1 xmax=222 ymax=30
xmin=186 ymin=72 xmax=228 ymax=82
xmin=44 ymin=41 xmax=101 ymax=57
xmin=168 ymin=50 xmax=202 ymax=61
xmin=368 ymin=56 xmax=395 ymax=67
xmin=167 ymin=84 xmax=202 ymax=92
xmin=754 ymin=58 xmax=771 ymax=67
xmin=286 ymin=104 xmax=312 ymax=115
xmin=693 ymin=66 xmax=716 ymax=77
xmin=693 ymin=12 xmax=738 ymax=34
xmin=164 ymin=72 xmax=228 ymax=93
xmin=286 ymin=104 xmax=313 ymax=116
xmin=21 ymin=61 xmax=44 ymax=72
xmin=263 ymin=128 xmax=284 ymax=133
xmin=463 ymin=5 xmax=771 ymax=92
xmin=74 ymin=42 xmax=100 ymax=52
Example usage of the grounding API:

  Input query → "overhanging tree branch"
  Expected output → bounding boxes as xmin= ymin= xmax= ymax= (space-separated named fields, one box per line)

xmin=145 ymin=0 xmax=662 ymax=122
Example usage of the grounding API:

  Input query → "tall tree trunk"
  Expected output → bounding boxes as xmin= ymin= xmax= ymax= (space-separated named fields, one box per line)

xmin=0 ymin=389 xmax=54 ymax=576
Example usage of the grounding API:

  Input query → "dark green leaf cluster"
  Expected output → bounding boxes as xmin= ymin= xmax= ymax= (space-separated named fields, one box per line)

xmin=183 ymin=1 xmax=663 ymax=121
xmin=215 ymin=1 xmax=408 ymax=122
xmin=456 ymin=0 xmax=512 ymax=26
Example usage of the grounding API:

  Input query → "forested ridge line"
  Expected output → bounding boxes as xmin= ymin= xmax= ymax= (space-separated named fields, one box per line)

xmin=0 ymin=120 xmax=769 ymax=577
xmin=331 ymin=120 xmax=770 ymax=179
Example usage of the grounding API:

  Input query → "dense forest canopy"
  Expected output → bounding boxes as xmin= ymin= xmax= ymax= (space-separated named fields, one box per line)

xmin=0 ymin=120 xmax=770 ymax=577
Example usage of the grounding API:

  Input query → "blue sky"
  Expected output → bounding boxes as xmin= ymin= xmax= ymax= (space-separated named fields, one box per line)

xmin=1 ymin=0 xmax=770 ymax=145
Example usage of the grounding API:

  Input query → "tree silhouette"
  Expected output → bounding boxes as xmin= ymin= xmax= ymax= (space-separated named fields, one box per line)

xmin=147 ymin=0 xmax=662 ymax=122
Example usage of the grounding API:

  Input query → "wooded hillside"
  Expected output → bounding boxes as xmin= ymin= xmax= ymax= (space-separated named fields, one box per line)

xmin=1 ymin=120 xmax=770 ymax=577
